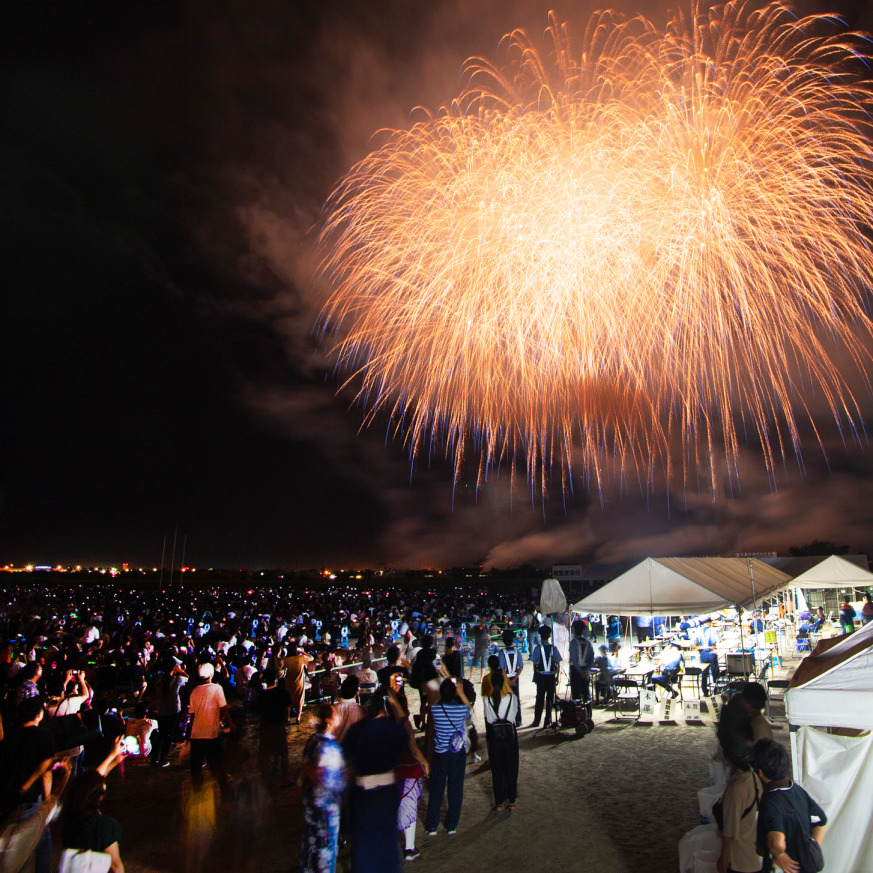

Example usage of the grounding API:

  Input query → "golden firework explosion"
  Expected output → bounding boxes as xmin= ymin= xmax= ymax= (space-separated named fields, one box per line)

xmin=316 ymin=2 xmax=873 ymax=500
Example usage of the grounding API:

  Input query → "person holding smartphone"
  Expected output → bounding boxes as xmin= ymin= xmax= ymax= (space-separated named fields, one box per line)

xmin=376 ymin=646 xmax=409 ymax=689
xmin=62 ymin=737 xmax=128 ymax=873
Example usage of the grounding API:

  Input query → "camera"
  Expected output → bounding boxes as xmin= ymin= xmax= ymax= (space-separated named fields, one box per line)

xmin=395 ymin=675 xmax=404 ymax=687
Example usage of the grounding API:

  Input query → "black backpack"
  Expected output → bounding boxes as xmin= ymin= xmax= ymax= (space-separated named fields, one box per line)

xmin=775 ymin=793 xmax=824 ymax=873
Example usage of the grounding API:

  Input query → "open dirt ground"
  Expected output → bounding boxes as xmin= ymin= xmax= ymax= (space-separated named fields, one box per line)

xmin=51 ymin=664 xmax=792 ymax=873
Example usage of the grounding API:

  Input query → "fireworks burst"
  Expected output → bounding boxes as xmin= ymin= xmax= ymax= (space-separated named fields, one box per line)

xmin=316 ymin=2 xmax=873 ymax=501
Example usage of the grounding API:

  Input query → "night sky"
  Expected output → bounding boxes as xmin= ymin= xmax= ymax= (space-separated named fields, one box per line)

xmin=4 ymin=0 xmax=873 ymax=571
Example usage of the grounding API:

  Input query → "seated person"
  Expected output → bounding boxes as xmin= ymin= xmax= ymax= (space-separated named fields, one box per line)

xmin=693 ymin=617 xmax=721 ymax=695
xmin=593 ymin=645 xmax=618 ymax=702
xmin=650 ymin=641 xmax=683 ymax=699
xmin=796 ymin=613 xmax=811 ymax=638
xmin=607 ymin=639 xmax=628 ymax=672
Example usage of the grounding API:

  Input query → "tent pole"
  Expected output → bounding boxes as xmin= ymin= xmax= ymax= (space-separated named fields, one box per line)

xmin=748 ymin=558 xmax=760 ymax=677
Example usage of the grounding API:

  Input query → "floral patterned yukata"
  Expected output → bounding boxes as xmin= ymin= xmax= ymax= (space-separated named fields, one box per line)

xmin=301 ymin=731 xmax=345 ymax=873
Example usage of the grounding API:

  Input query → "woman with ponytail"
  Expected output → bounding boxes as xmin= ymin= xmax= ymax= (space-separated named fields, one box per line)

xmin=481 ymin=655 xmax=519 ymax=812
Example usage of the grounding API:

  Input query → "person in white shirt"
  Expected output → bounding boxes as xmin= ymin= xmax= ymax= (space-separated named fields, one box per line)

xmin=124 ymin=702 xmax=158 ymax=756
xmin=47 ymin=670 xmax=92 ymax=718
xmin=188 ymin=662 xmax=234 ymax=795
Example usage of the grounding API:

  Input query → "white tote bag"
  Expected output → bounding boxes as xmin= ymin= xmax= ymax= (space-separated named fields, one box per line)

xmin=58 ymin=849 xmax=111 ymax=873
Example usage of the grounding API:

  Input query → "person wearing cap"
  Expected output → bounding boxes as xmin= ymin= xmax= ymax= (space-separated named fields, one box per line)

xmin=497 ymin=629 xmax=524 ymax=726
xmin=188 ymin=661 xmax=233 ymax=795
xmin=529 ymin=625 xmax=561 ymax=727
xmin=568 ymin=619 xmax=595 ymax=704
xmin=593 ymin=644 xmax=623 ymax=702
xmin=694 ymin=616 xmax=721 ymax=696
xmin=650 ymin=641 xmax=683 ymax=699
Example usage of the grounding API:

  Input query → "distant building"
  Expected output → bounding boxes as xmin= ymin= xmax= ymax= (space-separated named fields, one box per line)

xmin=551 ymin=564 xmax=582 ymax=583
xmin=551 ymin=563 xmax=630 ymax=598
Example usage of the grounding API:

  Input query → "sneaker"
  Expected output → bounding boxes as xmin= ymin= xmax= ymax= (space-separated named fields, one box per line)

xmin=405 ymin=849 xmax=421 ymax=861
xmin=446 ymin=829 xmax=457 ymax=835
xmin=471 ymin=753 xmax=482 ymax=762
xmin=425 ymin=830 xmax=437 ymax=837
xmin=160 ymin=762 xmax=170 ymax=768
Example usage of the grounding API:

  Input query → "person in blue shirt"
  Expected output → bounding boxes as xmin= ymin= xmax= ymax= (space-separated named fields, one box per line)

xmin=650 ymin=641 xmax=683 ymax=698
xmin=424 ymin=679 xmax=472 ymax=835
xmin=497 ymin=629 xmax=524 ymax=726
xmin=694 ymin=617 xmax=720 ymax=696
xmin=635 ymin=614 xmax=654 ymax=643
xmin=754 ymin=739 xmax=827 ymax=873
xmin=839 ymin=600 xmax=856 ymax=634
xmin=808 ymin=606 xmax=825 ymax=633
xmin=530 ymin=625 xmax=562 ymax=727
xmin=568 ymin=619 xmax=595 ymax=703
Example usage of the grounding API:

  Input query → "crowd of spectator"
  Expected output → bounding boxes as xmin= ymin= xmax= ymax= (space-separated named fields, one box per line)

xmin=0 ymin=581 xmax=541 ymax=873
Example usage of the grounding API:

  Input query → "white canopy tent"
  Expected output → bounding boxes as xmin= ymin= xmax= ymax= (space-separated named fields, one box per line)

xmin=569 ymin=557 xmax=791 ymax=616
xmin=787 ymin=554 xmax=873 ymax=590
xmin=785 ymin=622 xmax=873 ymax=873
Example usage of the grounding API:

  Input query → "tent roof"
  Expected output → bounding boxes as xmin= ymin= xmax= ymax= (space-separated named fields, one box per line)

xmin=785 ymin=622 xmax=873 ymax=729
xmin=569 ymin=557 xmax=791 ymax=616
xmin=787 ymin=554 xmax=873 ymax=589
xmin=789 ymin=620 xmax=873 ymax=689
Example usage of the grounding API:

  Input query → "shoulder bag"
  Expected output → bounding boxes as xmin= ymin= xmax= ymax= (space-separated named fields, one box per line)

xmin=440 ymin=703 xmax=470 ymax=753
xmin=775 ymin=792 xmax=824 ymax=873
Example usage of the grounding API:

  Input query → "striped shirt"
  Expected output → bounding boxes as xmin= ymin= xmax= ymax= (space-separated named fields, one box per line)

xmin=431 ymin=701 xmax=472 ymax=754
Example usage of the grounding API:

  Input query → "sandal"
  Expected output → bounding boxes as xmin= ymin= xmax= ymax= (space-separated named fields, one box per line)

xmin=507 ymin=803 xmax=516 ymax=811
xmin=492 ymin=804 xmax=504 ymax=813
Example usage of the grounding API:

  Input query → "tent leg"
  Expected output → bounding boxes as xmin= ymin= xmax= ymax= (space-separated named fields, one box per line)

xmin=789 ymin=725 xmax=800 ymax=782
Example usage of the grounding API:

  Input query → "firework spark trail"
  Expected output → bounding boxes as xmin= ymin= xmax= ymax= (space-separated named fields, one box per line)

xmin=316 ymin=2 xmax=873 ymax=500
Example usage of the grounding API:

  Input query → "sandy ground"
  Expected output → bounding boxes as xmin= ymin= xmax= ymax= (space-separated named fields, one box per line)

xmin=50 ymin=660 xmax=795 ymax=873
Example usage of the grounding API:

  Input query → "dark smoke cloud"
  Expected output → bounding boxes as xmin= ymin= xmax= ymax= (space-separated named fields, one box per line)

xmin=5 ymin=0 xmax=873 ymax=568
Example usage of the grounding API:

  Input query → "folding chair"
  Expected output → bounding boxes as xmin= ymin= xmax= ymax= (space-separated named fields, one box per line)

xmin=679 ymin=666 xmax=705 ymax=700
xmin=650 ymin=665 xmax=681 ymax=699
xmin=612 ymin=678 xmax=641 ymax=720
xmin=766 ymin=679 xmax=791 ymax=721
xmin=593 ymin=667 xmax=617 ymax=706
